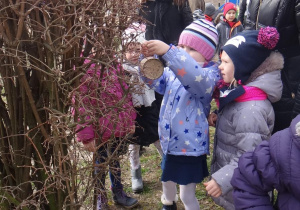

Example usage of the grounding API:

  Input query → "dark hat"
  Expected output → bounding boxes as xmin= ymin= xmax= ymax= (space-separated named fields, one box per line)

xmin=221 ymin=27 xmax=280 ymax=84
xmin=204 ymin=3 xmax=216 ymax=17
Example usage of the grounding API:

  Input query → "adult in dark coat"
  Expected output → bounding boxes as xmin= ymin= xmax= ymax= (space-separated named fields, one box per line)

xmin=238 ymin=0 xmax=300 ymax=133
xmin=231 ymin=114 xmax=300 ymax=210
xmin=140 ymin=0 xmax=156 ymax=41
xmin=140 ymin=0 xmax=193 ymax=46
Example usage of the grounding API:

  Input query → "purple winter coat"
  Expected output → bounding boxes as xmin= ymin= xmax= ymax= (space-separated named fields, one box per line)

xmin=231 ymin=114 xmax=300 ymax=210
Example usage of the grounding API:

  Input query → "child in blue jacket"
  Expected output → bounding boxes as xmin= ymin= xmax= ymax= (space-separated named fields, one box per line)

xmin=141 ymin=19 xmax=220 ymax=210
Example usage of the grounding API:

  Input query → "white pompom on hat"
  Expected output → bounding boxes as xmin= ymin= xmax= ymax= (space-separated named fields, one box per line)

xmin=123 ymin=22 xmax=146 ymax=45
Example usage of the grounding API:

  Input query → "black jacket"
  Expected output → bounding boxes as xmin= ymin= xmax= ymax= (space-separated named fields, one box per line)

xmin=239 ymin=0 xmax=300 ymax=49
xmin=140 ymin=0 xmax=193 ymax=45
xmin=239 ymin=0 xmax=300 ymax=133
xmin=140 ymin=1 xmax=156 ymax=41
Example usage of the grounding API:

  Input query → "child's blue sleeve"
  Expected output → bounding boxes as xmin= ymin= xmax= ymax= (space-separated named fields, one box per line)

xmin=162 ymin=46 xmax=220 ymax=99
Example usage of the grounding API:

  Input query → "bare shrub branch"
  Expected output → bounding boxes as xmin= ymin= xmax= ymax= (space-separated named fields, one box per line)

xmin=0 ymin=0 xmax=144 ymax=209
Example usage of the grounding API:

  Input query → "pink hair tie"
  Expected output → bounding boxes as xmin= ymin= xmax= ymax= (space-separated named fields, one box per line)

xmin=257 ymin=27 xmax=279 ymax=50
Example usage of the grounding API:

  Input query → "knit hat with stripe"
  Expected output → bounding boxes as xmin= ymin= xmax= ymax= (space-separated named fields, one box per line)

xmin=178 ymin=19 xmax=218 ymax=60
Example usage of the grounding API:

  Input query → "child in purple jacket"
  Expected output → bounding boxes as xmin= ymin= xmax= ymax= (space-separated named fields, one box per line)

xmin=231 ymin=114 xmax=300 ymax=210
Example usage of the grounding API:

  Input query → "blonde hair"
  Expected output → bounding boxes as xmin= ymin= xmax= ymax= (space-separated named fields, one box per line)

xmin=229 ymin=78 xmax=238 ymax=88
xmin=188 ymin=0 xmax=205 ymax=13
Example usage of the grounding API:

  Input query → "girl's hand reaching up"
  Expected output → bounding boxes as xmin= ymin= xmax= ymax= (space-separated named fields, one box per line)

xmin=204 ymin=179 xmax=222 ymax=197
xmin=141 ymin=42 xmax=151 ymax=57
xmin=141 ymin=40 xmax=170 ymax=56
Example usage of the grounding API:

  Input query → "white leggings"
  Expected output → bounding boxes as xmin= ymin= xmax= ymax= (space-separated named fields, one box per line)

xmin=162 ymin=181 xmax=200 ymax=210
xmin=129 ymin=140 xmax=163 ymax=170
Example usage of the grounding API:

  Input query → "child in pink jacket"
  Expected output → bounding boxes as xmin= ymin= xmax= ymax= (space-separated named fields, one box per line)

xmin=75 ymin=58 xmax=138 ymax=209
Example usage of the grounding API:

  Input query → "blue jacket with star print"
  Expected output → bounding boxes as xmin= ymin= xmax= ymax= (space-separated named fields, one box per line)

xmin=142 ymin=46 xmax=220 ymax=156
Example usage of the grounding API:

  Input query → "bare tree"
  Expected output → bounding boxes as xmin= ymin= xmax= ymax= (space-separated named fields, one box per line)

xmin=0 ymin=0 xmax=142 ymax=209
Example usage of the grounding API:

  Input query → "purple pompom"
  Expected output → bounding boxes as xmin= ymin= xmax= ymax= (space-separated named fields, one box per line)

xmin=257 ymin=27 xmax=279 ymax=49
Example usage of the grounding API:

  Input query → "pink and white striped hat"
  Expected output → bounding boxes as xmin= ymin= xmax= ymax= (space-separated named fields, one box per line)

xmin=178 ymin=19 xmax=218 ymax=61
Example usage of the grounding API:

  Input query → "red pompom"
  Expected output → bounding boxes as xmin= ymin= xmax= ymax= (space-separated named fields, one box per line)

xmin=257 ymin=27 xmax=279 ymax=50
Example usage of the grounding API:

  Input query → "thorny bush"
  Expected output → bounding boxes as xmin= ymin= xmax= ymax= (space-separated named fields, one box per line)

xmin=0 ymin=0 xmax=146 ymax=209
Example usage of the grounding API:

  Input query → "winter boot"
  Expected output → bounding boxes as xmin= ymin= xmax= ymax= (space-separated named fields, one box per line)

xmin=161 ymin=195 xmax=177 ymax=210
xmin=162 ymin=202 xmax=177 ymax=210
xmin=111 ymin=187 xmax=139 ymax=209
xmin=131 ymin=165 xmax=143 ymax=193
xmin=96 ymin=192 xmax=108 ymax=210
